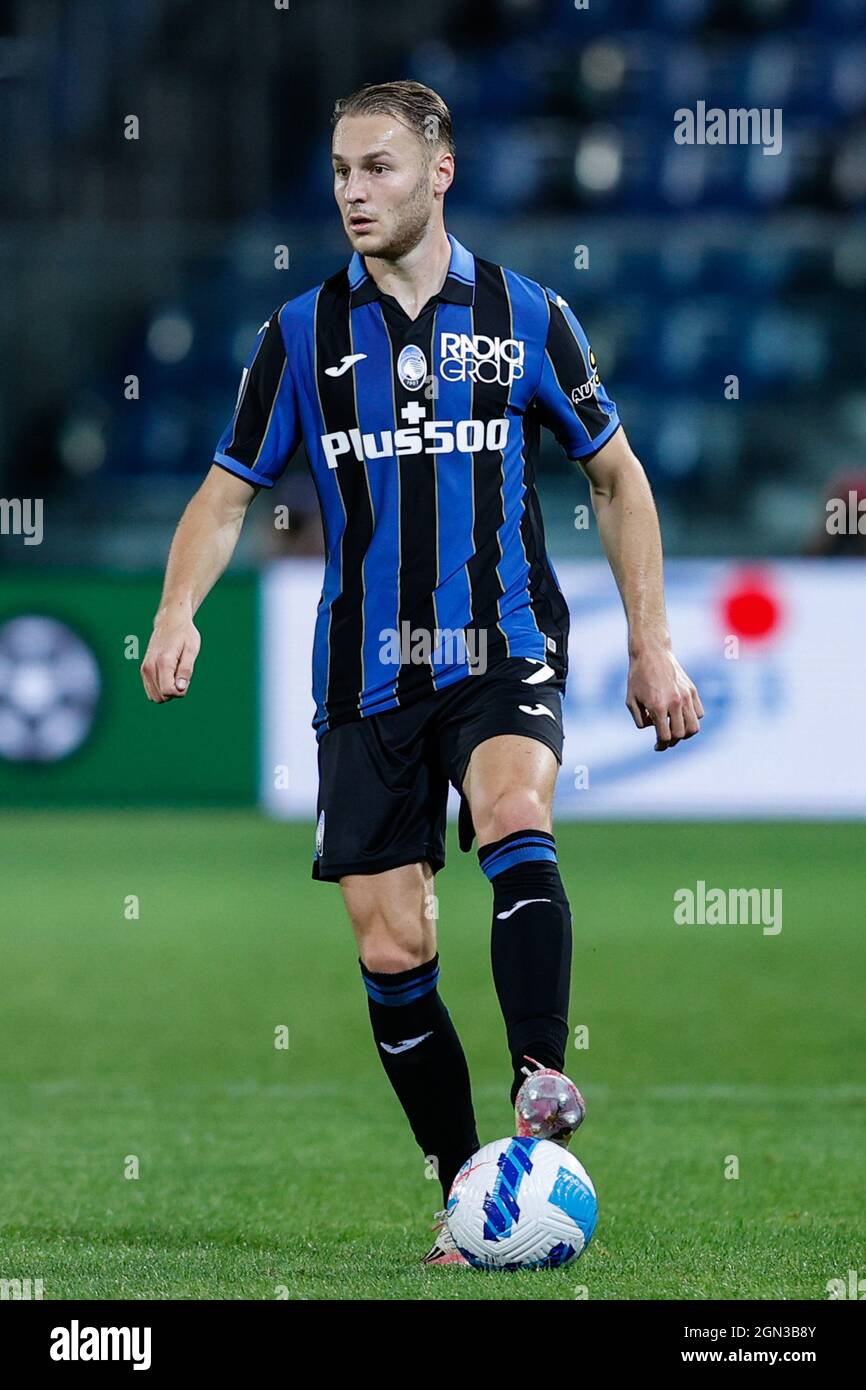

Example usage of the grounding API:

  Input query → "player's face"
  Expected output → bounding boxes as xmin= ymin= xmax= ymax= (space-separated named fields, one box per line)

xmin=332 ymin=114 xmax=442 ymax=260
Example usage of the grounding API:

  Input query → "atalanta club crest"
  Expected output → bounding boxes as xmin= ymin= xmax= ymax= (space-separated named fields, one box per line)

xmin=397 ymin=344 xmax=427 ymax=391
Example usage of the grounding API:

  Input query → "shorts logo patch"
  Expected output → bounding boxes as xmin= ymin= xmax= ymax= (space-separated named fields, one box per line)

xmin=522 ymin=660 xmax=555 ymax=684
xmin=316 ymin=810 xmax=325 ymax=857
xmin=518 ymin=702 xmax=556 ymax=720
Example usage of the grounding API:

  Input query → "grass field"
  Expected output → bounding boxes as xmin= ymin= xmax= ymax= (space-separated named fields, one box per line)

xmin=1 ymin=811 xmax=864 ymax=1301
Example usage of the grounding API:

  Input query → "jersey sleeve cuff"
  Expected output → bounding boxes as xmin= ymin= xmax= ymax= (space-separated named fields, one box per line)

xmin=567 ymin=416 xmax=621 ymax=461
xmin=213 ymin=451 xmax=275 ymax=488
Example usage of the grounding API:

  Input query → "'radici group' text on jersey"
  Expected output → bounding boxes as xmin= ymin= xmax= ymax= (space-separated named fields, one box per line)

xmin=213 ymin=234 xmax=620 ymax=737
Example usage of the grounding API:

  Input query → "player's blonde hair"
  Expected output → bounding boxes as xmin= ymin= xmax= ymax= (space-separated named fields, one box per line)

xmin=331 ymin=80 xmax=455 ymax=159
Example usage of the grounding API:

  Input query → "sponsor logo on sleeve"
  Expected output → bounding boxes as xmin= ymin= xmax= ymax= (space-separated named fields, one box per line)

xmin=571 ymin=348 xmax=601 ymax=406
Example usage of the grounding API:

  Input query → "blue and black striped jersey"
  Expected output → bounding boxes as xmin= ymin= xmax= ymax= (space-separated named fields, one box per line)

xmin=213 ymin=234 xmax=620 ymax=737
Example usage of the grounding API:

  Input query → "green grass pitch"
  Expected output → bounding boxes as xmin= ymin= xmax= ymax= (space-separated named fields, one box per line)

xmin=1 ymin=811 xmax=864 ymax=1300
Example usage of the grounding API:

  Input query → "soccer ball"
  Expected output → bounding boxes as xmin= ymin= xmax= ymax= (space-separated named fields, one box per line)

xmin=447 ymin=1135 xmax=597 ymax=1271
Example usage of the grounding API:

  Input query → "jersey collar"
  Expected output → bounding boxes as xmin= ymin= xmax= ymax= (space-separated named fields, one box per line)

xmin=348 ymin=232 xmax=475 ymax=308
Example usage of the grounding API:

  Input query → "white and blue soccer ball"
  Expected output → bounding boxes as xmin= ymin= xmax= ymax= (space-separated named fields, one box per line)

xmin=447 ymin=1136 xmax=597 ymax=1271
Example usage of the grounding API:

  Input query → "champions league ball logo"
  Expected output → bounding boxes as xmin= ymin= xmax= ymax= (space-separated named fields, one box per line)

xmin=0 ymin=615 xmax=100 ymax=762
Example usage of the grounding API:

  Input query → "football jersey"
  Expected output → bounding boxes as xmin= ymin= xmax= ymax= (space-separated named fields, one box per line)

xmin=213 ymin=233 xmax=620 ymax=736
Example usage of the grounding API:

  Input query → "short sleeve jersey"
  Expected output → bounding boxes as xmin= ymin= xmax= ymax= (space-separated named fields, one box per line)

xmin=214 ymin=234 xmax=620 ymax=736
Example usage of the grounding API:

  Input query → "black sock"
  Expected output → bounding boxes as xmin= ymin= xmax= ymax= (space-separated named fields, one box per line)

xmin=360 ymin=953 xmax=479 ymax=1203
xmin=478 ymin=831 xmax=572 ymax=1105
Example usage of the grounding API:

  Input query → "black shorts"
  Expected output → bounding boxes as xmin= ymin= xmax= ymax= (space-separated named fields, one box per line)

xmin=312 ymin=656 xmax=565 ymax=882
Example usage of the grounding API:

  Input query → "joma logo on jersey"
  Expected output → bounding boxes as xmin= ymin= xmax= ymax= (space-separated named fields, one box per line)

xmin=321 ymin=417 xmax=510 ymax=469
xmin=439 ymin=332 xmax=525 ymax=385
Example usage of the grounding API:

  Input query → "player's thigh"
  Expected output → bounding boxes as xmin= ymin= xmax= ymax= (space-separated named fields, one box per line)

xmin=462 ymin=734 xmax=559 ymax=845
xmin=340 ymin=860 xmax=437 ymax=972
xmin=436 ymin=657 xmax=565 ymax=846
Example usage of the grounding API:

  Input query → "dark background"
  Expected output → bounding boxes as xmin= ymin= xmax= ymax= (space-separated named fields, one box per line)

xmin=2 ymin=0 xmax=865 ymax=566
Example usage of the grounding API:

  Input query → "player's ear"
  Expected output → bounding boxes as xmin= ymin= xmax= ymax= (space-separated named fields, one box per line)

xmin=432 ymin=150 xmax=454 ymax=195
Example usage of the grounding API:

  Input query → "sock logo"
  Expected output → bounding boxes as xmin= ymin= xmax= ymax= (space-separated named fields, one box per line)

xmin=380 ymin=1031 xmax=433 ymax=1054
xmin=495 ymin=898 xmax=552 ymax=919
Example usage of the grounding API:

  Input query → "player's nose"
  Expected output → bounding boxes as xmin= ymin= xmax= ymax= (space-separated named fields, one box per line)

xmin=343 ymin=171 xmax=367 ymax=204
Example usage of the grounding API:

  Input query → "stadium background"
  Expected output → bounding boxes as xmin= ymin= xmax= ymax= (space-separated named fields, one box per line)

xmin=1 ymin=0 xmax=865 ymax=1301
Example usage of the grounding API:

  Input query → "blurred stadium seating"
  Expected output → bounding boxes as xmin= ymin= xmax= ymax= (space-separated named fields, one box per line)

xmin=1 ymin=0 xmax=865 ymax=563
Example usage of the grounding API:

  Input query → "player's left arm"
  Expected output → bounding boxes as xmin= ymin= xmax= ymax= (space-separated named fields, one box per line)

xmin=534 ymin=290 xmax=703 ymax=750
xmin=578 ymin=427 xmax=703 ymax=751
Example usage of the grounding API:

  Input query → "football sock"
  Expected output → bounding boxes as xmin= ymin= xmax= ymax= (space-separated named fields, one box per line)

xmin=360 ymin=953 xmax=479 ymax=1203
xmin=478 ymin=831 xmax=572 ymax=1105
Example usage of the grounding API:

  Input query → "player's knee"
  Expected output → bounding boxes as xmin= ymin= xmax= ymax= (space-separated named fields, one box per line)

xmin=342 ymin=883 xmax=432 ymax=974
xmin=475 ymin=786 xmax=550 ymax=846
xmin=360 ymin=940 xmax=428 ymax=975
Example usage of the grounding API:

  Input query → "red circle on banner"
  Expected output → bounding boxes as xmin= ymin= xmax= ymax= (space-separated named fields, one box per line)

xmin=721 ymin=574 xmax=781 ymax=641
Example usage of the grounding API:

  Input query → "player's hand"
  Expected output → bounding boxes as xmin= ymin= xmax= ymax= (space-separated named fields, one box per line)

xmin=626 ymin=643 xmax=703 ymax=751
xmin=141 ymin=612 xmax=201 ymax=703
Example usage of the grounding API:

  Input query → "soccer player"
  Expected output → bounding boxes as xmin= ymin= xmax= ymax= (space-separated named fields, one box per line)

xmin=141 ymin=81 xmax=703 ymax=1264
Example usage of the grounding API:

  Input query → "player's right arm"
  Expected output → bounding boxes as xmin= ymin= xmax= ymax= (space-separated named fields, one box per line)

xmin=141 ymin=307 xmax=299 ymax=703
xmin=140 ymin=467 xmax=255 ymax=702
xmin=534 ymin=288 xmax=702 ymax=750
